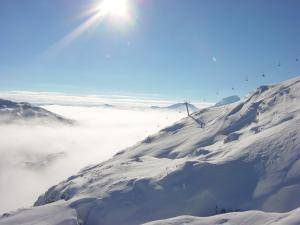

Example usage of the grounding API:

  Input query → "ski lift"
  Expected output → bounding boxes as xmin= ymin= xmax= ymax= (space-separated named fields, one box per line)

xmin=262 ymin=73 xmax=266 ymax=78
xmin=296 ymin=58 xmax=299 ymax=62
xmin=245 ymin=77 xmax=249 ymax=82
xmin=231 ymin=87 xmax=235 ymax=91
xmin=277 ymin=62 xmax=281 ymax=67
xmin=184 ymin=101 xmax=190 ymax=116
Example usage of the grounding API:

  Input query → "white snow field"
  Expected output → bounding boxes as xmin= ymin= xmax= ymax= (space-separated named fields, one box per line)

xmin=1 ymin=76 xmax=300 ymax=225
xmin=142 ymin=208 xmax=300 ymax=225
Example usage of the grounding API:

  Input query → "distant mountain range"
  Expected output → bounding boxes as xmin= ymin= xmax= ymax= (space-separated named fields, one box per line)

xmin=151 ymin=103 xmax=199 ymax=113
xmin=0 ymin=99 xmax=73 ymax=124
xmin=215 ymin=95 xmax=241 ymax=107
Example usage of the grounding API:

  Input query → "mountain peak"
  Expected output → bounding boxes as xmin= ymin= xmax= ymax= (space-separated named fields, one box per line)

xmin=215 ymin=95 xmax=240 ymax=107
xmin=0 ymin=99 xmax=73 ymax=124
xmin=151 ymin=103 xmax=199 ymax=113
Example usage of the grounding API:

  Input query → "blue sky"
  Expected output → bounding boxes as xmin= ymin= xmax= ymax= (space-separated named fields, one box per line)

xmin=0 ymin=0 xmax=299 ymax=102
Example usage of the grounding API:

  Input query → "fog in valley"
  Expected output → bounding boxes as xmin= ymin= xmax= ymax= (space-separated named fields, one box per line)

xmin=0 ymin=104 xmax=186 ymax=214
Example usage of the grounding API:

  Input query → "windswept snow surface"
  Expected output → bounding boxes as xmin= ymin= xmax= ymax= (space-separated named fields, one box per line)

xmin=2 ymin=76 xmax=300 ymax=225
xmin=141 ymin=208 xmax=300 ymax=225
xmin=2 ymin=204 xmax=300 ymax=225
xmin=0 ymin=201 xmax=79 ymax=225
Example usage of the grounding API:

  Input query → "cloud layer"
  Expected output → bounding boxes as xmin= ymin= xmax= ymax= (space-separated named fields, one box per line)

xmin=0 ymin=91 xmax=214 ymax=108
xmin=0 ymin=105 xmax=184 ymax=214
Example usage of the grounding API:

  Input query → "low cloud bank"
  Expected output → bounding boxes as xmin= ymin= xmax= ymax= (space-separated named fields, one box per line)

xmin=0 ymin=105 xmax=184 ymax=214
xmin=0 ymin=91 xmax=214 ymax=108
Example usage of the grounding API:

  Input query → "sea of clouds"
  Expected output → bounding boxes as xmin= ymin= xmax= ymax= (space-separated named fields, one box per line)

xmin=0 ymin=92 xmax=212 ymax=214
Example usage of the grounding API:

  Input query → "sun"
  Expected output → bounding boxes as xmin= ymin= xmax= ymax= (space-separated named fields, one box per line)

xmin=45 ymin=0 xmax=133 ymax=53
xmin=97 ymin=0 xmax=130 ymax=19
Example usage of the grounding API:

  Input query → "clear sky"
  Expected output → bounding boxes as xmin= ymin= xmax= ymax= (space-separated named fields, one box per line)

xmin=0 ymin=0 xmax=299 ymax=102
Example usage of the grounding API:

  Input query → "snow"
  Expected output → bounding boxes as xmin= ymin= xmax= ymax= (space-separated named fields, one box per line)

xmin=2 ymin=204 xmax=300 ymax=225
xmin=1 ymin=76 xmax=300 ymax=225
xmin=0 ymin=201 xmax=78 ymax=225
xmin=141 ymin=207 xmax=300 ymax=225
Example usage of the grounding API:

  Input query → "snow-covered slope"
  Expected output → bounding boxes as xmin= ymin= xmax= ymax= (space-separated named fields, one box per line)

xmin=2 ymin=76 xmax=300 ymax=225
xmin=215 ymin=95 xmax=241 ymax=107
xmin=2 ymin=203 xmax=300 ymax=225
xmin=0 ymin=99 xmax=73 ymax=124
xmin=141 ymin=208 xmax=300 ymax=225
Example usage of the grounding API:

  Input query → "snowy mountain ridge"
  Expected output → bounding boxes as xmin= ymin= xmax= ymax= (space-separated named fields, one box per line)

xmin=215 ymin=95 xmax=241 ymax=107
xmin=1 ymin=76 xmax=300 ymax=225
xmin=151 ymin=102 xmax=199 ymax=113
xmin=0 ymin=99 xmax=73 ymax=124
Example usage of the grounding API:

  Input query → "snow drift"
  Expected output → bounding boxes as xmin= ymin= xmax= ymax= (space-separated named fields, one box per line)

xmin=1 ymin=76 xmax=300 ymax=225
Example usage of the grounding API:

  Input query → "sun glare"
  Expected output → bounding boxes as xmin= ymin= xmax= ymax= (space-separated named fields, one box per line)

xmin=97 ymin=0 xmax=130 ymax=19
xmin=43 ymin=0 xmax=132 ymax=55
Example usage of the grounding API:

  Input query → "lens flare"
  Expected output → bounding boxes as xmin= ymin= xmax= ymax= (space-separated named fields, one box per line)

xmin=98 ymin=0 xmax=130 ymax=19
xmin=42 ymin=0 xmax=132 ymax=57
